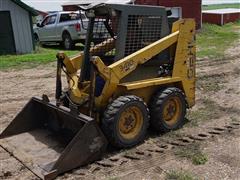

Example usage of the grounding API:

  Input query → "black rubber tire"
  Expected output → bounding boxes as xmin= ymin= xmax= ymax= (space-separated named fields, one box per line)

xmin=149 ymin=87 xmax=187 ymax=132
xmin=62 ymin=32 xmax=74 ymax=50
xmin=101 ymin=95 xmax=149 ymax=148
xmin=34 ymin=33 xmax=39 ymax=43
xmin=34 ymin=33 xmax=42 ymax=47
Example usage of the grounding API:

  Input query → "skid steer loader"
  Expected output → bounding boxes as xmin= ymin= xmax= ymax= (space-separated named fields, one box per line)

xmin=0 ymin=3 xmax=196 ymax=180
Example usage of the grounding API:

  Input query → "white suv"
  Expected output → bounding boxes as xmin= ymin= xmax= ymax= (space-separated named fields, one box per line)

xmin=34 ymin=11 xmax=105 ymax=50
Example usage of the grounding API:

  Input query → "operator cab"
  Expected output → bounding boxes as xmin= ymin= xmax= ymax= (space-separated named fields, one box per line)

xmin=78 ymin=4 xmax=171 ymax=82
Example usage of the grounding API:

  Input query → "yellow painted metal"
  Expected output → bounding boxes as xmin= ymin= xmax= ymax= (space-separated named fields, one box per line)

xmin=92 ymin=56 xmax=111 ymax=80
xmin=163 ymin=96 xmax=182 ymax=126
xmin=172 ymin=19 xmax=196 ymax=107
xmin=118 ymin=106 xmax=144 ymax=140
xmin=123 ymin=87 xmax=158 ymax=105
xmin=60 ymin=19 xmax=196 ymax=111
xmin=56 ymin=38 xmax=116 ymax=105
xmin=69 ymin=53 xmax=84 ymax=72
xmin=118 ymin=77 xmax=181 ymax=90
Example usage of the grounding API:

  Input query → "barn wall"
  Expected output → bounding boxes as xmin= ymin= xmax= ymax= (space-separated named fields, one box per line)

xmin=202 ymin=13 xmax=222 ymax=25
xmin=202 ymin=12 xmax=240 ymax=26
xmin=0 ymin=0 xmax=34 ymax=54
xmin=223 ymin=13 xmax=240 ymax=25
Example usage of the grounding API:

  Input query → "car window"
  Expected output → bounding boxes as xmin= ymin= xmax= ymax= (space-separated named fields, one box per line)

xmin=46 ymin=15 xmax=57 ymax=25
xmin=59 ymin=13 xmax=86 ymax=23
xmin=42 ymin=16 xmax=50 ymax=26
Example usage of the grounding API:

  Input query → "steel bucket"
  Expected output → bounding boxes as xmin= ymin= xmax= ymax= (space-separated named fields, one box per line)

xmin=0 ymin=97 xmax=107 ymax=180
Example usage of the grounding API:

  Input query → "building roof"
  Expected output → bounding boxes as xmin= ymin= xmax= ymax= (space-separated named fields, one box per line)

xmin=62 ymin=0 xmax=134 ymax=6
xmin=63 ymin=0 xmax=105 ymax=6
xmin=11 ymin=0 xmax=38 ymax=16
xmin=202 ymin=8 xmax=240 ymax=14
xmin=36 ymin=10 xmax=48 ymax=16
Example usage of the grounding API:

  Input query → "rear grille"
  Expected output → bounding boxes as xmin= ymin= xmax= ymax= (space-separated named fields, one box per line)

xmin=125 ymin=15 xmax=162 ymax=56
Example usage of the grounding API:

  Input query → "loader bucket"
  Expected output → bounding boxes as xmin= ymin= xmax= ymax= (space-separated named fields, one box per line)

xmin=0 ymin=97 xmax=107 ymax=180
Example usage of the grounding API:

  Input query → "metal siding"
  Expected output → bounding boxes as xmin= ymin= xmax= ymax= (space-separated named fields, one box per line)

xmin=223 ymin=13 xmax=240 ymax=25
xmin=0 ymin=0 xmax=34 ymax=54
xmin=203 ymin=12 xmax=240 ymax=26
xmin=202 ymin=13 xmax=222 ymax=25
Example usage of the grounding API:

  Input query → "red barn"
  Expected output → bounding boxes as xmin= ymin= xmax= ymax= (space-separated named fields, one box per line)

xmin=135 ymin=0 xmax=202 ymax=29
xmin=202 ymin=9 xmax=240 ymax=26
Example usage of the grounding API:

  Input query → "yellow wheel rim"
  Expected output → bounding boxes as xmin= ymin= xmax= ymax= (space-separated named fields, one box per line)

xmin=118 ymin=106 xmax=143 ymax=140
xmin=163 ymin=97 xmax=182 ymax=126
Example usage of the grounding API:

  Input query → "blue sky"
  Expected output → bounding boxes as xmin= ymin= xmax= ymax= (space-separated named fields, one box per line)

xmin=22 ymin=0 xmax=240 ymax=11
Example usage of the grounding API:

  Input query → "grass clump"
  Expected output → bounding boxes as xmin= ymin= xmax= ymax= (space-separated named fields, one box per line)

xmin=174 ymin=143 xmax=208 ymax=166
xmin=186 ymin=99 xmax=220 ymax=127
xmin=165 ymin=170 xmax=197 ymax=180
xmin=192 ymin=153 xmax=208 ymax=165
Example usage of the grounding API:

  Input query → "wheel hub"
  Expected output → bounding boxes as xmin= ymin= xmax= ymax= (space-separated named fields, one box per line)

xmin=163 ymin=97 xmax=182 ymax=125
xmin=119 ymin=106 xmax=143 ymax=140
xmin=123 ymin=115 xmax=136 ymax=132
xmin=166 ymin=103 xmax=176 ymax=120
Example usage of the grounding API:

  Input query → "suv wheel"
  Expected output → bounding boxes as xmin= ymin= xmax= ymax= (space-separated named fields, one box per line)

xmin=62 ymin=33 xmax=74 ymax=50
xmin=34 ymin=34 xmax=40 ymax=45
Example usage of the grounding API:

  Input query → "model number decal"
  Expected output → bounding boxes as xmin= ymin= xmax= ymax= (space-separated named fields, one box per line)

xmin=120 ymin=60 xmax=135 ymax=72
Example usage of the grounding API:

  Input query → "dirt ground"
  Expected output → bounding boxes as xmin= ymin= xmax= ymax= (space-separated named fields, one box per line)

xmin=0 ymin=41 xmax=240 ymax=179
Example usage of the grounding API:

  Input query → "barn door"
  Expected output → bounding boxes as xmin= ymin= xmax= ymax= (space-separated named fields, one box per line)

xmin=0 ymin=11 xmax=16 ymax=55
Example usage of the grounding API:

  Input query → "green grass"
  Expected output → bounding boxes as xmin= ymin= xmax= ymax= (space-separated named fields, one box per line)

xmin=108 ymin=177 xmax=119 ymax=180
xmin=174 ymin=143 xmax=208 ymax=166
xmin=197 ymin=21 xmax=240 ymax=59
xmin=192 ymin=153 xmax=208 ymax=165
xmin=0 ymin=46 xmax=80 ymax=70
xmin=202 ymin=3 xmax=240 ymax=10
xmin=186 ymin=99 xmax=221 ymax=127
xmin=165 ymin=170 xmax=197 ymax=180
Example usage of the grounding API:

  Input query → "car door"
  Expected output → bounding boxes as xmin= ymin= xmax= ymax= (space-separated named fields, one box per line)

xmin=38 ymin=14 xmax=57 ymax=42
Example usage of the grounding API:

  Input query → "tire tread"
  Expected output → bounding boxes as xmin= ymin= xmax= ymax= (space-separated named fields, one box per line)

xmin=102 ymin=95 xmax=149 ymax=148
xmin=150 ymin=87 xmax=187 ymax=132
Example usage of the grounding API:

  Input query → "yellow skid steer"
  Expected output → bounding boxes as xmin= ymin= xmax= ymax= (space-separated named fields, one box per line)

xmin=0 ymin=3 xmax=196 ymax=180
